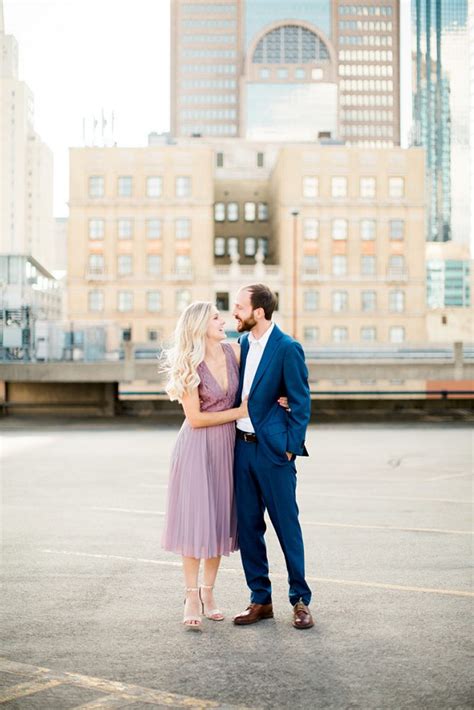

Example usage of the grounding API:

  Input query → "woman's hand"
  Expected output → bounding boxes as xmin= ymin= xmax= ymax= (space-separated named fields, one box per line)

xmin=277 ymin=396 xmax=291 ymax=412
xmin=238 ymin=396 xmax=248 ymax=418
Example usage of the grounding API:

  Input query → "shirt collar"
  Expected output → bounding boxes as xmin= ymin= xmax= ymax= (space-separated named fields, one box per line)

xmin=248 ymin=322 xmax=274 ymax=346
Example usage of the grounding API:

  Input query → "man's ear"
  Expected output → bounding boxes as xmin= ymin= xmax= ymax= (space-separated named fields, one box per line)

xmin=255 ymin=306 xmax=265 ymax=321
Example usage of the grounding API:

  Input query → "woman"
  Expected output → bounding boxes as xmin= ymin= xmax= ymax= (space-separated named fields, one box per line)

xmin=161 ymin=301 xmax=286 ymax=631
xmin=161 ymin=301 xmax=245 ymax=631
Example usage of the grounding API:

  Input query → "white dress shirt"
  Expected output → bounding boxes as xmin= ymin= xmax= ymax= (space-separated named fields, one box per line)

xmin=236 ymin=322 xmax=275 ymax=433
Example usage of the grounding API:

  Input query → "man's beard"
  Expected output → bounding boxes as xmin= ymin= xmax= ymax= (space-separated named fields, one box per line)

xmin=235 ymin=313 xmax=257 ymax=332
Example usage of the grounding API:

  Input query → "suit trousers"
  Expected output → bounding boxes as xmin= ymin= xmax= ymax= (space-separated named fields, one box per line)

xmin=234 ymin=438 xmax=312 ymax=607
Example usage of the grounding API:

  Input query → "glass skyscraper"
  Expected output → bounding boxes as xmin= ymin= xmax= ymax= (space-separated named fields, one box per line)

xmin=411 ymin=0 xmax=469 ymax=243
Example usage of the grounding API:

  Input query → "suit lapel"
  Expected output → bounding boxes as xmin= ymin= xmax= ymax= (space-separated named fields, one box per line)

xmin=249 ymin=325 xmax=283 ymax=398
xmin=237 ymin=334 xmax=249 ymax=399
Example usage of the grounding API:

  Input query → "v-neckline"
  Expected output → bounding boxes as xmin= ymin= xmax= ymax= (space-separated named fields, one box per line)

xmin=202 ymin=345 xmax=229 ymax=396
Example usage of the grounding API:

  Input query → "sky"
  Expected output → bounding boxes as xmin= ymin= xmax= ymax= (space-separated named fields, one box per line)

xmin=4 ymin=0 xmax=171 ymax=216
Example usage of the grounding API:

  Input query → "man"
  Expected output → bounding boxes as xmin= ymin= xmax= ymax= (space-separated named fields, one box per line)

xmin=232 ymin=283 xmax=314 ymax=630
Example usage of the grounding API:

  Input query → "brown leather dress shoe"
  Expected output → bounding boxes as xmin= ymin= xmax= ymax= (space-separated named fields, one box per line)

xmin=233 ymin=602 xmax=274 ymax=625
xmin=292 ymin=602 xmax=314 ymax=629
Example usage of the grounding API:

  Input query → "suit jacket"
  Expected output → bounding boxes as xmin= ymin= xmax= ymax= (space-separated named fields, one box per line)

xmin=235 ymin=324 xmax=311 ymax=463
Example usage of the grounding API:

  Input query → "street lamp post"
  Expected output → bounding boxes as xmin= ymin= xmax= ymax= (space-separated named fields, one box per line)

xmin=291 ymin=209 xmax=299 ymax=339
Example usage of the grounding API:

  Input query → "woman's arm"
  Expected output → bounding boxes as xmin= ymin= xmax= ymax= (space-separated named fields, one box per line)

xmin=181 ymin=387 xmax=247 ymax=429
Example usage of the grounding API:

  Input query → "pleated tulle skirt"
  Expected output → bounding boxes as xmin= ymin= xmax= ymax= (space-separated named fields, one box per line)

xmin=161 ymin=420 xmax=238 ymax=559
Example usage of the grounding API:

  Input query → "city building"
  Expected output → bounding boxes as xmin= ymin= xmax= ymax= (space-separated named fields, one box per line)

xmin=68 ymin=139 xmax=427 ymax=349
xmin=411 ymin=0 xmax=469 ymax=243
xmin=170 ymin=0 xmax=401 ymax=147
xmin=0 ymin=255 xmax=62 ymax=361
xmin=67 ymin=144 xmax=215 ymax=351
xmin=0 ymin=1 xmax=55 ymax=271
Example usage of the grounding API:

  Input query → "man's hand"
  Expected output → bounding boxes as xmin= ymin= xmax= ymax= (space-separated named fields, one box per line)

xmin=286 ymin=452 xmax=293 ymax=461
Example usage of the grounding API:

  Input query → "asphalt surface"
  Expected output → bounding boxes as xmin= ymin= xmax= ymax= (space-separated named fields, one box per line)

xmin=1 ymin=418 xmax=472 ymax=709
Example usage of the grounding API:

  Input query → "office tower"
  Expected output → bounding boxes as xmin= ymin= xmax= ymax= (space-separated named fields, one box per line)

xmin=0 ymin=1 xmax=54 ymax=270
xmin=170 ymin=0 xmax=401 ymax=146
xmin=411 ymin=0 xmax=469 ymax=243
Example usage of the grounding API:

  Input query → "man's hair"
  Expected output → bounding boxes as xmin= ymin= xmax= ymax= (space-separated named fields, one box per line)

xmin=245 ymin=283 xmax=277 ymax=320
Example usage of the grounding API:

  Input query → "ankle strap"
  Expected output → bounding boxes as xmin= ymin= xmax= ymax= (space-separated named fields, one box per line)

xmin=185 ymin=587 xmax=199 ymax=592
xmin=201 ymin=584 xmax=214 ymax=590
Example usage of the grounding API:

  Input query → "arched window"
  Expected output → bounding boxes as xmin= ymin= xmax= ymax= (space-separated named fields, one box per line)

xmin=252 ymin=25 xmax=330 ymax=64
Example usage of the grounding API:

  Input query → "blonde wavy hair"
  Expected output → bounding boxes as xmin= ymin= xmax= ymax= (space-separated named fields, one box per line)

xmin=160 ymin=301 xmax=215 ymax=402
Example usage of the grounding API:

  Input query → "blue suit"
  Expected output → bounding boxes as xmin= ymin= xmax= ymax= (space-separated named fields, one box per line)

xmin=234 ymin=324 xmax=312 ymax=607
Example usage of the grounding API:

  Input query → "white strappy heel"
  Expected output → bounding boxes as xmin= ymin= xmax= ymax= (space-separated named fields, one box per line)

xmin=183 ymin=587 xmax=202 ymax=631
xmin=199 ymin=584 xmax=224 ymax=621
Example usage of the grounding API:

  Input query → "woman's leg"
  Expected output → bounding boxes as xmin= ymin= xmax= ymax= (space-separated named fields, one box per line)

xmin=182 ymin=556 xmax=201 ymax=627
xmin=201 ymin=556 xmax=223 ymax=619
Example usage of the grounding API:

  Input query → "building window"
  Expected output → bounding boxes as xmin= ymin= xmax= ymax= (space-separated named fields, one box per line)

xmin=216 ymin=152 xmax=224 ymax=167
xmin=295 ymin=68 xmax=306 ymax=79
xmin=360 ymin=177 xmax=376 ymax=198
xmin=389 ymin=219 xmax=404 ymax=240
xmin=388 ymin=255 xmax=405 ymax=277
xmin=332 ymin=219 xmax=348 ymax=240
xmin=332 ymin=255 xmax=347 ymax=276
xmin=331 ymin=176 xmax=348 ymax=197
xmin=118 ymin=255 xmax=133 ymax=275
xmin=303 ymin=218 xmax=319 ymax=240
xmin=332 ymin=291 xmax=348 ymax=312
xmin=244 ymin=202 xmax=256 ymax=221
xmin=257 ymin=202 xmax=269 ymax=221
xmin=361 ymin=255 xmax=376 ymax=275
xmin=146 ymin=218 xmax=162 ymax=239
xmin=214 ymin=202 xmax=225 ymax=221
xmin=304 ymin=326 xmax=319 ymax=343
xmin=245 ymin=237 xmax=257 ymax=256
xmin=88 ymin=219 xmax=104 ymax=239
xmin=216 ymin=291 xmax=229 ymax=311
xmin=227 ymin=202 xmax=239 ymax=221
xmin=146 ymin=176 xmax=162 ymax=197
xmin=361 ymin=327 xmax=376 ymax=342
xmin=277 ymin=67 xmax=288 ymax=79
xmin=175 ymin=218 xmax=191 ymax=239
xmin=304 ymin=290 xmax=319 ymax=311
xmin=88 ymin=254 xmax=104 ymax=273
xmin=389 ymin=290 xmax=405 ymax=312
xmin=118 ymin=291 xmax=133 ymax=312
xmin=257 ymin=152 xmax=264 ymax=167
xmin=389 ymin=177 xmax=404 ymax=198
xmin=175 ymin=255 xmax=191 ymax=275
xmin=390 ymin=326 xmax=405 ymax=343
xmin=88 ymin=289 xmax=104 ymax=312
xmin=303 ymin=176 xmax=319 ymax=198
xmin=303 ymin=254 xmax=319 ymax=274
xmin=227 ymin=237 xmax=239 ymax=256
xmin=146 ymin=291 xmax=162 ymax=312
xmin=259 ymin=68 xmax=270 ymax=79
xmin=360 ymin=219 xmax=375 ymax=240
xmin=147 ymin=254 xmax=162 ymax=275
xmin=88 ymin=176 xmax=104 ymax=198
xmin=118 ymin=219 xmax=133 ymax=239
xmin=118 ymin=176 xmax=133 ymax=197
xmin=147 ymin=329 xmax=160 ymax=342
xmin=176 ymin=176 xmax=191 ymax=197
xmin=361 ymin=290 xmax=376 ymax=311
xmin=176 ymin=289 xmax=191 ymax=312
xmin=214 ymin=237 xmax=225 ymax=256
xmin=332 ymin=327 xmax=348 ymax=343
xmin=258 ymin=237 xmax=269 ymax=256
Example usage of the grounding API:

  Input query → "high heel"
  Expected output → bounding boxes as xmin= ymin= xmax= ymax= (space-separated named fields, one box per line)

xmin=183 ymin=587 xmax=202 ymax=631
xmin=199 ymin=584 xmax=224 ymax=621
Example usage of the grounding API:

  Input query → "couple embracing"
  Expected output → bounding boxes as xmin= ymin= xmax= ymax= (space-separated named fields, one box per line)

xmin=161 ymin=283 xmax=314 ymax=632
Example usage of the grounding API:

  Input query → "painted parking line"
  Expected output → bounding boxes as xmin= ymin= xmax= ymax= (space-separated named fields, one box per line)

xmin=87 ymin=507 xmax=472 ymax=536
xmin=426 ymin=472 xmax=473 ymax=482
xmin=41 ymin=550 xmax=474 ymax=599
xmin=0 ymin=657 xmax=259 ymax=709
xmin=0 ymin=678 xmax=63 ymax=703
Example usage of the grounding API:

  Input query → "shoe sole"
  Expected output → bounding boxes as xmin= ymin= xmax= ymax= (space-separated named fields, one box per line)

xmin=233 ymin=612 xmax=274 ymax=625
xmin=292 ymin=621 xmax=314 ymax=629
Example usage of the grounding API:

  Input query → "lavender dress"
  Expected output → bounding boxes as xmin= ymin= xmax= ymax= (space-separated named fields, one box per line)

xmin=161 ymin=343 xmax=239 ymax=559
